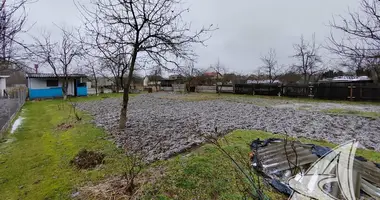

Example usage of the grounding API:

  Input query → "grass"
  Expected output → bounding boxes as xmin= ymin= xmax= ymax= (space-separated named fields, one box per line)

xmin=71 ymin=92 xmax=142 ymax=102
xmin=140 ymin=130 xmax=380 ymax=199
xmin=323 ymin=108 xmax=380 ymax=119
xmin=162 ymin=92 xmax=380 ymax=106
xmin=162 ymin=93 xmax=228 ymax=101
xmin=0 ymin=99 xmax=131 ymax=200
xmin=2 ymin=94 xmax=380 ymax=199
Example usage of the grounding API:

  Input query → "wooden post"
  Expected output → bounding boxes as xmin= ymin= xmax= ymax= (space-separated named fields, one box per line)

xmin=348 ymin=84 xmax=356 ymax=101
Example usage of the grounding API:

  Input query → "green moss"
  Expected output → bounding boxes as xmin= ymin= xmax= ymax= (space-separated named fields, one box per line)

xmin=323 ymin=108 xmax=380 ymax=119
xmin=0 ymin=100 xmax=130 ymax=199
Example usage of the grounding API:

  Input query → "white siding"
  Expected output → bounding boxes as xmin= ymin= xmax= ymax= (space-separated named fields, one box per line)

xmin=0 ymin=78 xmax=6 ymax=97
xmin=29 ymin=78 xmax=75 ymax=92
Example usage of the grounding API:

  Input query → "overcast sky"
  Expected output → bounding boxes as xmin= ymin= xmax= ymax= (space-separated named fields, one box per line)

xmin=25 ymin=0 xmax=359 ymax=75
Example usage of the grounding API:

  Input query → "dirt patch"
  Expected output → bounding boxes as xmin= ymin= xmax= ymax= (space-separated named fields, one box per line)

xmin=70 ymin=149 xmax=105 ymax=169
xmin=77 ymin=166 xmax=166 ymax=200
xmin=56 ymin=122 xmax=74 ymax=131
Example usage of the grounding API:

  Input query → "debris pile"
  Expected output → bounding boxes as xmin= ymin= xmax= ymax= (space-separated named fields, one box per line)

xmin=70 ymin=149 xmax=105 ymax=169
xmin=250 ymin=138 xmax=380 ymax=199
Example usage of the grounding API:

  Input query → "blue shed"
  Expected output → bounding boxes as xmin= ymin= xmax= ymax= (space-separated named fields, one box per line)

xmin=26 ymin=73 xmax=88 ymax=100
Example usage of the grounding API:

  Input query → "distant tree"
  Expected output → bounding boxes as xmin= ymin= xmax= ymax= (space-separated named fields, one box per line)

xmin=83 ymin=59 xmax=101 ymax=95
xmin=211 ymin=59 xmax=227 ymax=94
xmin=149 ymin=66 xmax=163 ymax=91
xmin=277 ymin=71 xmax=302 ymax=84
xmin=292 ymin=34 xmax=323 ymax=84
xmin=261 ymin=48 xmax=281 ymax=83
xmin=179 ymin=61 xmax=201 ymax=92
xmin=321 ymin=70 xmax=344 ymax=79
xmin=328 ymin=0 xmax=380 ymax=81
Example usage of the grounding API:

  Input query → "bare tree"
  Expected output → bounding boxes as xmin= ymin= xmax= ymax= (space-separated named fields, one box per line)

xmin=260 ymin=48 xmax=280 ymax=83
xmin=32 ymin=28 xmax=83 ymax=100
xmin=0 ymin=0 xmax=34 ymax=73
xmin=79 ymin=0 xmax=214 ymax=129
xmin=150 ymin=65 xmax=162 ymax=92
xmin=328 ymin=0 xmax=380 ymax=80
xmin=83 ymin=59 xmax=100 ymax=95
xmin=178 ymin=61 xmax=201 ymax=92
xmin=211 ymin=59 xmax=226 ymax=94
xmin=292 ymin=35 xmax=323 ymax=84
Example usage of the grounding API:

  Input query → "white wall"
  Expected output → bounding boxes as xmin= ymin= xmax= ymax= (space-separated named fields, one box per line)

xmin=0 ymin=78 xmax=6 ymax=97
xmin=29 ymin=78 xmax=75 ymax=95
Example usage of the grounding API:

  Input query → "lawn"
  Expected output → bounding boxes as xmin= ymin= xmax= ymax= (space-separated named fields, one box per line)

xmin=0 ymin=98 xmax=131 ymax=199
xmin=162 ymin=92 xmax=380 ymax=106
xmin=1 ymin=94 xmax=380 ymax=200
xmin=323 ymin=108 xmax=380 ymax=119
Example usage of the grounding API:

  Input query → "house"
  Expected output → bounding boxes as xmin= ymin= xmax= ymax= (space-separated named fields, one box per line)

xmin=0 ymin=75 xmax=9 ymax=97
xmin=26 ymin=73 xmax=88 ymax=100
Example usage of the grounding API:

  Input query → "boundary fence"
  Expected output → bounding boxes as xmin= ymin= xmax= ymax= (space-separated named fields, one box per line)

xmin=233 ymin=83 xmax=380 ymax=101
xmin=0 ymin=87 xmax=27 ymax=137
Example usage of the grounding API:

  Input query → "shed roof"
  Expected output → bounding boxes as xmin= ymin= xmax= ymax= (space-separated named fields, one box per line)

xmin=26 ymin=73 xmax=87 ymax=78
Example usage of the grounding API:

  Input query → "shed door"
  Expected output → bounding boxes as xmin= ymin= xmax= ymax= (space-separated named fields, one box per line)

xmin=67 ymin=80 xmax=75 ymax=96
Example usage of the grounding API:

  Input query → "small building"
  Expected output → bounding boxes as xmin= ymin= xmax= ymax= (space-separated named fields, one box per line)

xmin=26 ymin=73 xmax=88 ymax=100
xmin=0 ymin=75 xmax=9 ymax=97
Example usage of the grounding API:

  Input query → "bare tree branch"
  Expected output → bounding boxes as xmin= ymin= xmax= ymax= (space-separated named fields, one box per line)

xmin=31 ymin=27 xmax=84 ymax=100
xmin=78 ymin=0 xmax=215 ymax=129
xmin=292 ymin=34 xmax=323 ymax=84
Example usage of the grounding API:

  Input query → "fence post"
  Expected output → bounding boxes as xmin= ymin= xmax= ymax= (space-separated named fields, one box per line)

xmin=348 ymin=83 xmax=356 ymax=101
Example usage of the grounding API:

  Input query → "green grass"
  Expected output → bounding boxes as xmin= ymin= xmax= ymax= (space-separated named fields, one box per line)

xmin=323 ymin=108 xmax=380 ymax=119
xmin=71 ymin=92 xmax=141 ymax=102
xmin=140 ymin=130 xmax=380 ymax=200
xmin=164 ymin=92 xmax=380 ymax=106
xmin=0 ymin=100 xmax=130 ymax=200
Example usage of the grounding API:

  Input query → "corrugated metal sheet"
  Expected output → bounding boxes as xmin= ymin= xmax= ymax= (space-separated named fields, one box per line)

xmin=252 ymin=140 xmax=380 ymax=199
xmin=27 ymin=73 xmax=87 ymax=78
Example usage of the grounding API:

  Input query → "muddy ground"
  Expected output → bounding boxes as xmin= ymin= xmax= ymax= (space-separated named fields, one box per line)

xmin=78 ymin=93 xmax=380 ymax=161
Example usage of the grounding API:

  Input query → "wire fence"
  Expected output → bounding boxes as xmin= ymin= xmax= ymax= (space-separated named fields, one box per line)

xmin=0 ymin=86 xmax=28 ymax=137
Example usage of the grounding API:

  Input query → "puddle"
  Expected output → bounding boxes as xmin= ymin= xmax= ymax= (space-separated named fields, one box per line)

xmin=10 ymin=116 xmax=24 ymax=134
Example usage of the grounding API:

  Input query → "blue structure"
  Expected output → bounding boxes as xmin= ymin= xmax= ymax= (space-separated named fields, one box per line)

xmin=27 ymin=73 xmax=88 ymax=100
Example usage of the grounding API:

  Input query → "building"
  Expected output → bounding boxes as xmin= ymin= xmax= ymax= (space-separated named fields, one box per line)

xmin=26 ymin=73 xmax=88 ymax=100
xmin=0 ymin=75 xmax=9 ymax=97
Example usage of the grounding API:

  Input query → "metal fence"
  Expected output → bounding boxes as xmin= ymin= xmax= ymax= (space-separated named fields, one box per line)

xmin=0 ymin=87 xmax=28 ymax=136
xmin=233 ymin=83 xmax=380 ymax=101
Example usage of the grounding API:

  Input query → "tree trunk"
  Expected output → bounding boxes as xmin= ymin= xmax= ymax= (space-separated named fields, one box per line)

xmin=119 ymin=47 xmax=138 ymax=129
xmin=95 ymin=78 xmax=98 ymax=96
xmin=62 ymin=78 xmax=68 ymax=100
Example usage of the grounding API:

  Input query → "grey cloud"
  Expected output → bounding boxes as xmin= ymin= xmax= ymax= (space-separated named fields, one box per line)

xmin=24 ymin=0 xmax=359 ymax=74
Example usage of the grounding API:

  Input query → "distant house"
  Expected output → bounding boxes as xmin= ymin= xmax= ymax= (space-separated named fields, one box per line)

xmin=26 ymin=73 xmax=88 ymax=100
xmin=0 ymin=75 xmax=9 ymax=97
xmin=246 ymin=80 xmax=281 ymax=84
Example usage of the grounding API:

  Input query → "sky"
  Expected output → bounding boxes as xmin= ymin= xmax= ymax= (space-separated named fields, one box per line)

xmin=23 ymin=0 xmax=360 ymax=75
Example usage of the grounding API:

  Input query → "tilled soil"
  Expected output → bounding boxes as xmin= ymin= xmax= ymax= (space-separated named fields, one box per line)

xmin=77 ymin=94 xmax=380 ymax=161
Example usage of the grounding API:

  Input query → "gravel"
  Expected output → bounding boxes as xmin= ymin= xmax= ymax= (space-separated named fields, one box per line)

xmin=77 ymin=94 xmax=380 ymax=161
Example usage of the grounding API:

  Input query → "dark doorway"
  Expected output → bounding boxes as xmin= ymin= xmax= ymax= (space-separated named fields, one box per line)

xmin=74 ymin=79 xmax=78 ymax=97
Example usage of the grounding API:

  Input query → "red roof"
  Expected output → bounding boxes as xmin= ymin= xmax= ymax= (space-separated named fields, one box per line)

xmin=204 ymin=72 xmax=218 ymax=76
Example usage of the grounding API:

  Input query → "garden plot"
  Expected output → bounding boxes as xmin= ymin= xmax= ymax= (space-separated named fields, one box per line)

xmin=77 ymin=94 xmax=380 ymax=161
